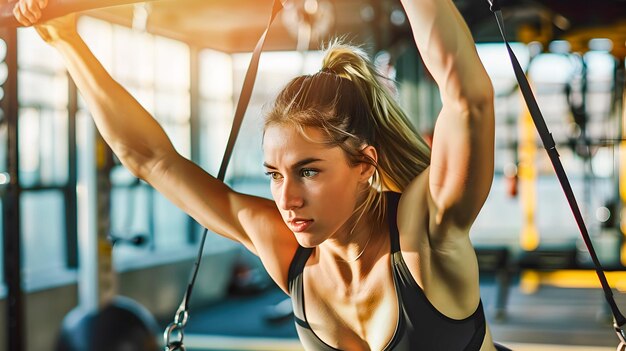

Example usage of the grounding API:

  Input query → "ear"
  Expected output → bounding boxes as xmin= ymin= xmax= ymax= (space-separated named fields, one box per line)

xmin=358 ymin=145 xmax=378 ymax=183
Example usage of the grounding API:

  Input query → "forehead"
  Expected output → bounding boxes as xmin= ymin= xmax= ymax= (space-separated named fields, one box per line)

xmin=263 ymin=125 xmax=338 ymax=163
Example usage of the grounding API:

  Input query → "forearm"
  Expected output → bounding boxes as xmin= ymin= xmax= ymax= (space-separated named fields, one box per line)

xmin=53 ymin=34 xmax=175 ymax=177
xmin=400 ymin=0 xmax=493 ymax=106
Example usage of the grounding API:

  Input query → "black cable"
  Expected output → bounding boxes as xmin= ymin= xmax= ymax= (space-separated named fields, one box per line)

xmin=163 ymin=1 xmax=286 ymax=349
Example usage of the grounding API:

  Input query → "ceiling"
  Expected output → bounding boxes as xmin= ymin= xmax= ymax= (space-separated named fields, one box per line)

xmin=83 ymin=0 xmax=626 ymax=54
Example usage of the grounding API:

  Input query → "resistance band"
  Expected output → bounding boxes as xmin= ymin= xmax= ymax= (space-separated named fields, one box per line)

xmin=162 ymin=1 xmax=285 ymax=350
xmin=487 ymin=0 xmax=626 ymax=349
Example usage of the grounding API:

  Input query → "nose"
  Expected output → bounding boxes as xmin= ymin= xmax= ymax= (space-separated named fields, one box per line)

xmin=277 ymin=178 xmax=304 ymax=211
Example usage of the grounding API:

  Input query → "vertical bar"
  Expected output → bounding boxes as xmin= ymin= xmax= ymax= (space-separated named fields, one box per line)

xmin=66 ymin=73 xmax=78 ymax=268
xmin=95 ymin=133 xmax=115 ymax=306
xmin=188 ymin=45 xmax=200 ymax=243
xmin=77 ymin=106 xmax=99 ymax=313
xmin=147 ymin=188 xmax=155 ymax=250
xmin=617 ymin=58 xmax=626 ymax=266
xmin=1 ymin=25 xmax=24 ymax=351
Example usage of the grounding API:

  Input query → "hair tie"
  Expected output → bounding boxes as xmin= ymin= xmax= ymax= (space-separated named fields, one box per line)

xmin=320 ymin=66 xmax=336 ymax=75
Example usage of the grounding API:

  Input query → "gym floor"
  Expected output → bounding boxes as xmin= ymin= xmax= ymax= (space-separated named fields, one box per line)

xmin=172 ymin=274 xmax=625 ymax=351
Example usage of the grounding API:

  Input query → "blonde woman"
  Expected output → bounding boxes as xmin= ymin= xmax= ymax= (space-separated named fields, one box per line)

xmin=15 ymin=0 xmax=500 ymax=349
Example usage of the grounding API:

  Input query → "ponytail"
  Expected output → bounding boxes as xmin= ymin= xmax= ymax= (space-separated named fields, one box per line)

xmin=320 ymin=41 xmax=431 ymax=191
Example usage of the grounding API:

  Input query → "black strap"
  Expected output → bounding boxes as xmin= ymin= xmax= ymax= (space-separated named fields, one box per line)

xmin=164 ymin=1 xmax=285 ymax=349
xmin=386 ymin=192 xmax=402 ymax=254
xmin=486 ymin=0 xmax=626 ymax=334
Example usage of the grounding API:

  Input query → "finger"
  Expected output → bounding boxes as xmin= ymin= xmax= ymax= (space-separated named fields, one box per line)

xmin=13 ymin=4 xmax=32 ymax=26
xmin=19 ymin=0 xmax=37 ymax=24
xmin=37 ymin=0 xmax=47 ymax=8
xmin=28 ymin=3 xmax=41 ymax=19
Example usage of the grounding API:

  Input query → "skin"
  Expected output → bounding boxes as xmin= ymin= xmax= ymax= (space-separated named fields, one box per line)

xmin=14 ymin=0 xmax=496 ymax=349
xmin=262 ymin=125 xmax=377 ymax=249
xmin=10 ymin=0 xmax=47 ymax=26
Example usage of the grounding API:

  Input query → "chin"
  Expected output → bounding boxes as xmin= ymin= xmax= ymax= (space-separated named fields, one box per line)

xmin=294 ymin=232 xmax=324 ymax=248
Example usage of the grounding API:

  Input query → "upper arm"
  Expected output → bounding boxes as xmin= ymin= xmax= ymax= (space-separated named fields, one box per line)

xmin=400 ymin=0 xmax=496 ymax=229
xmin=138 ymin=150 xmax=298 ymax=289
xmin=400 ymin=93 xmax=495 ymax=238
xmin=427 ymin=96 xmax=495 ymax=230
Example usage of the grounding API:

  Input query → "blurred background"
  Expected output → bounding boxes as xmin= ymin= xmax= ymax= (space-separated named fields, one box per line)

xmin=1 ymin=0 xmax=626 ymax=350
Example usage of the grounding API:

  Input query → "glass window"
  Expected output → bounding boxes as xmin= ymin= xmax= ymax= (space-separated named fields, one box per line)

xmin=471 ymin=41 xmax=619 ymax=246
xmin=18 ymin=108 xmax=69 ymax=187
xmin=21 ymin=191 xmax=66 ymax=276
xmin=226 ymin=51 xmax=324 ymax=186
xmin=15 ymin=26 xmax=71 ymax=283
xmin=78 ymin=16 xmax=192 ymax=256
xmin=199 ymin=49 xmax=233 ymax=176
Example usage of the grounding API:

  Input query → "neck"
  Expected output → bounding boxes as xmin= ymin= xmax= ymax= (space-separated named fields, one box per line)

xmin=319 ymin=204 xmax=385 ymax=267
xmin=316 ymin=210 xmax=387 ymax=294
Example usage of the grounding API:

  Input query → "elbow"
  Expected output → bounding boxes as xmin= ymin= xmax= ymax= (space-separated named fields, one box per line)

xmin=443 ymin=74 xmax=494 ymax=122
xmin=457 ymin=80 xmax=495 ymax=125
xmin=464 ymin=77 xmax=494 ymax=112
xmin=113 ymin=142 xmax=163 ymax=180
xmin=116 ymin=153 xmax=147 ymax=180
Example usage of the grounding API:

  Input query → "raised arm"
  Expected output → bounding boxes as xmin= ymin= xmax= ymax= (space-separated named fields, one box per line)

xmin=401 ymin=0 xmax=495 ymax=231
xmin=13 ymin=5 xmax=299 ymax=280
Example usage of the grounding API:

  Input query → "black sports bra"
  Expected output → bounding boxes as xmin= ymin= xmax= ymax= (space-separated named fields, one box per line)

xmin=287 ymin=191 xmax=486 ymax=350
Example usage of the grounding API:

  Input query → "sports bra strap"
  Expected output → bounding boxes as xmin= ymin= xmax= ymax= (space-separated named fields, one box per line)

xmin=386 ymin=192 xmax=402 ymax=254
xmin=288 ymin=245 xmax=314 ymax=287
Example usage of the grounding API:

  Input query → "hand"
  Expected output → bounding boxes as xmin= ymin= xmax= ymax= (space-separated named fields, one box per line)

xmin=12 ymin=0 xmax=48 ymax=27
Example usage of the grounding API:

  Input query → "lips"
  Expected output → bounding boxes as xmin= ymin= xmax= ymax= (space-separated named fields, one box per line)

xmin=287 ymin=218 xmax=314 ymax=232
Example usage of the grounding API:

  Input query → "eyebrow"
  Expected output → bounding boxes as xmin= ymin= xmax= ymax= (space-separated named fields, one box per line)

xmin=263 ymin=157 xmax=324 ymax=170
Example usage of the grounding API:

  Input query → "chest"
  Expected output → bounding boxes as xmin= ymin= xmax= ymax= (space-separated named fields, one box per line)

xmin=301 ymin=258 xmax=399 ymax=351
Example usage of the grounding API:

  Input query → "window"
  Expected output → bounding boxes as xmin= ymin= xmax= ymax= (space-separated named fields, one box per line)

xmin=471 ymin=42 xmax=618 ymax=243
xmin=16 ymin=26 xmax=73 ymax=287
xmin=78 ymin=16 xmax=193 ymax=260
xmin=227 ymin=51 xmax=324 ymax=194
xmin=199 ymin=49 xmax=233 ymax=177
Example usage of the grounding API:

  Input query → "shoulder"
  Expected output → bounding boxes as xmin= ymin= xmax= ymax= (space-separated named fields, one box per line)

xmin=235 ymin=194 xmax=300 ymax=293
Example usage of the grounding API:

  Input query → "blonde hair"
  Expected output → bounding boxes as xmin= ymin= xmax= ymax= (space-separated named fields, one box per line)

xmin=264 ymin=41 xmax=431 ymax=230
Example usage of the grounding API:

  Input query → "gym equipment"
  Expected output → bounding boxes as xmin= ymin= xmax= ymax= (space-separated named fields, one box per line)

xmin=487 ymin=0 xmax=626 ymax=348
xmin=56 ymin=296 xmax=160 ymax=351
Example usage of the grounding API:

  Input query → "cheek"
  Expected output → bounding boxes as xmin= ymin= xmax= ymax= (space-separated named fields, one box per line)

xmin=313 ymin=171 xmax=360 ymax=218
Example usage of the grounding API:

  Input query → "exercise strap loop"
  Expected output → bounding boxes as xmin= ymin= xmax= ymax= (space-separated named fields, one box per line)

xmin=487 ymin=2 xmax=626 ymax=348
xmin=163 ymin=0 xmax=286 ymax=350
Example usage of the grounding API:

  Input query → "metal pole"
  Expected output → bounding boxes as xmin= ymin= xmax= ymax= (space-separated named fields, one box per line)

xmin=1 ymin=24 xmax=24 ymax=351
xmin=66 ymin=71 xmax=78 ymax=269
xmin=188 ymin=45 xmax=200 ymax=243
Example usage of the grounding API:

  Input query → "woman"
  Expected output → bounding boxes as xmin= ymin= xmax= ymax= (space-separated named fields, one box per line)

xmin=14 ymin=0 xmax=497 ymax=349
